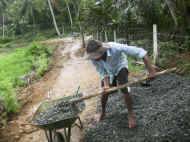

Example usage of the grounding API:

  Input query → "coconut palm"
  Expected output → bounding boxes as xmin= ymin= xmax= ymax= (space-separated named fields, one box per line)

xmin=164 ymin=0 xmax=178 ymax=28
xmin=47 ymin=0 xmax=62 ymax=37
xmin=0 ymin=0 xmax=8 ymax=38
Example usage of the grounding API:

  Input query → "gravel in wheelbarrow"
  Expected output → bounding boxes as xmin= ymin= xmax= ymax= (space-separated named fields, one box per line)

xmin=32 ymin=93 xmax=85 ymax=130
xmin=84 ymin=73 xmax=190 ymax=142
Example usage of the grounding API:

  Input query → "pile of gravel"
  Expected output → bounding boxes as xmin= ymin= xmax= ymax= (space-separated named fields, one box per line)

xmin=32 ymin=93 xmax=85 ymax=126
xmin=84 ymin=74 xmax=190 ymax=142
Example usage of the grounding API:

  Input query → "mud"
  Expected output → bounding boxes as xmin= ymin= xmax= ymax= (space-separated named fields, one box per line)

xmin=84 ymin=74 xmax=190 ymax=142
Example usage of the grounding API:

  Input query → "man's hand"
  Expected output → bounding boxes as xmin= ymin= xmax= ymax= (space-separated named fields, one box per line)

xmin=103 ymin=85 xmax=110 ymax=90
xmin=103 ymin=76 xmax=110 ymax=93
xmin=143 ymin=55 xmax=156 ymax=79
xmin=148 ymin=68 xmax=156 ymax=79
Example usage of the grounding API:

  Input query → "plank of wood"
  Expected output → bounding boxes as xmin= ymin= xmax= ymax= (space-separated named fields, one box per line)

xmin=70 ymin=67 xmax=177 ymax=103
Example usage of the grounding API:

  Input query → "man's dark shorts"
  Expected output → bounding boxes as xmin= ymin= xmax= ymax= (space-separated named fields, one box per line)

xmin=101 ymin=68 xmax=129 ymax=94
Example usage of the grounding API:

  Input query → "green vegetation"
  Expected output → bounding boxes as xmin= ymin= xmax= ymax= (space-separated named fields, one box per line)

xmin=0 ymin=0 xmax=189 ymax=119
xmin=158 ymin=40 xmax=190 ymax=76
xmin=1 ymin=0 xmax=190 ymax=39
xmin=0 ymin=29 xmax=57 ymax=50
xmin=0 ymin=43 xmax=54 ymax=113
xmin=128 ymin=57 xmax=145 ymax=74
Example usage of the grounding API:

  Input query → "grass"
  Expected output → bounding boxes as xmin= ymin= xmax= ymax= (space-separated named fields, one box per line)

xmin=0 ymin=43 xmax=55 ymax=113
xmin=0 ymin=29 xmax=58 ymax=54
xmin=158 ymin=41 xmax=190 ymax=76
xmin=128 ymin=57 xmax=145 ymax=73
xmin=0 ymin=29 xmax=58 ymax=114
xmin=129 ymin=39 xmax=190 ymax=77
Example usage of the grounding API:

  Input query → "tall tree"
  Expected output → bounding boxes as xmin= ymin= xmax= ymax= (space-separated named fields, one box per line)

xmin=47 ymin=0 xmax=61 ymax=36
xmin=65 ymin=0 xmax=73 ymax=30
xmin=0 ymin=0 xmax=8 ymax=39
xmin=165 ymin=0 xmax=178 ymax=28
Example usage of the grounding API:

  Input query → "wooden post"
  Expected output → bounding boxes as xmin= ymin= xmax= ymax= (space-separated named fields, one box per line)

xmin=104 ymin=31 xmax=108 ymax=42
xmin=62 ymin=24 xmax=64 ymax=35
xmin=2 ymin=14 xmax=5 ymax=39
xmin=153 ymin=24 xmax=158 ymax=65
xmin=113 ymin=30 xmax=117 ymax=42
xmin=96 ymin=31 xmax=99 ymax=40
xmin=79 ymin=23 xmax=85 ymax=48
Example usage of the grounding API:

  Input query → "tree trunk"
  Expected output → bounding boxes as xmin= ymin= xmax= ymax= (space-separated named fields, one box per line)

xmin=62 ymin=24 xmax=65 ymax=35
xmin=181 ymin=0 xmax=190 ymax=31
xmin=165 ymin=0 xmax=178 ymax=28
xmin=32 ymin=10 xmax=36 ymax=34
xmin=96 ymin=31 xmax=99 ymax=40
xmin=74 ymin=1 xmax=85 ymax=48
xmin=79 ymin=21 xmax=85 ymax=48
xmin=100 ymin=32 xmax=103 ymax=41
xmin=2 ymin=14 xmax=5 ymax=39
xmin=47 ymin=0 xmax=61 ymax=37
xmin=65 ymin=0 xmax=73 ymax=31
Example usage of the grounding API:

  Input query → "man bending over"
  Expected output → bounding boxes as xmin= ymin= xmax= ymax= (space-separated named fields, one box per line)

xmin=85 ymin=40 xmax=156 ymax=128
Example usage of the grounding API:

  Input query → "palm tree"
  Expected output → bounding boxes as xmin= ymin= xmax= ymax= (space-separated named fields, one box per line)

xmin=65 ymin=0 xmax=73 ymax=31
xmin=0 ymin=0 xmax=8 ymax=39
xmin=47 ymin=0 xmax=61 ymax=37
xmin=19 ymin=0 xmax=36 ymax=33
xmin=165 ymin=0 xmax=178 ymax=28
xmin=72 ymin=0 xmax=86 ymax=47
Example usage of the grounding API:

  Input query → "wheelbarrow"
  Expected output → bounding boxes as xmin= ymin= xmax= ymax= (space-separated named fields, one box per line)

xmin=32 ymin=87 xmax=85 ymax=142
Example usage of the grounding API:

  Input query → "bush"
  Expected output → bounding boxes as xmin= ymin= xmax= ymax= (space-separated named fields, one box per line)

xmin=0 ymin=88 xmax=19 ymax=113
xmin=0 ymin=42 xmax=54 ymax=113
xmin=27 ymin=42 xmax=52 ymax=57
xmin=27 ymin=43 xmax=53 ymax=77
xmin=36 ymin=54 xmax=49 ymax=77
xmin=181 ymin=37 xmax=190 ymax=51
xmin=0 ymin=81 xmax=19 ymax=113
xmin=0 ymin=37 xmax=13 ymax=44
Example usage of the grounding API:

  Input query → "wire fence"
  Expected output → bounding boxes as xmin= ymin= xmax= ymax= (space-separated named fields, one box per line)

xmin=92 ymin=25 xmax=190 ymax=65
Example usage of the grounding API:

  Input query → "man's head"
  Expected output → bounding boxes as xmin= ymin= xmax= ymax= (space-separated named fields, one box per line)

xmin=86 ymin=40 xmax=107 ymax=60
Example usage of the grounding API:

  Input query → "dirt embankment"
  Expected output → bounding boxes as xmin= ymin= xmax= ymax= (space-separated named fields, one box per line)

xmin=0 ymin=38 xmax=100 ymax=142
xmin=0 ymin=39 xmax=72 ymax=142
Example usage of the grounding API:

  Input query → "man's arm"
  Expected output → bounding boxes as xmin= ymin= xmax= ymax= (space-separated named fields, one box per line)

xmin=92 ymin=60 xmax=110 ymax=89
xmin=103 ymin=76 xmax=110 ymax=89
xmin=111 ymin=42 xmax=147 ymax=59
xmin=112 ymin=42 xmax=156 ymax=77
xmin=143 ymin=55 xmax=156 ymax=78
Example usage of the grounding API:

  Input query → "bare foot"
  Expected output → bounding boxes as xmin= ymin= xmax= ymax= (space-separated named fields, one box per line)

xmin=99 ymin=113 xmax=105 ymax=121
xmin=94 ymin=113 xmax=105 ymax=122
xmin=128 ymin=113 xmax=136 ymax=128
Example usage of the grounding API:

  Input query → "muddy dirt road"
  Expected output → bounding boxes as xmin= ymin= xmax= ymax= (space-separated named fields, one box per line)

xmin=1 ymin=38 xmax=190 ymax=142
xmin=0 ymin=38 xmax=100 ymax=142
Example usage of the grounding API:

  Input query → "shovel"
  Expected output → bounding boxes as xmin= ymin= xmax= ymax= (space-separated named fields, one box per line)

xmin=70 ymin=67 xmax=177 ymax=103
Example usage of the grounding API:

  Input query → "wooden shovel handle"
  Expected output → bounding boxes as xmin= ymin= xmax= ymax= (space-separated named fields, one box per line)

xmin=70 ymin=67 xmax=177 ymax=103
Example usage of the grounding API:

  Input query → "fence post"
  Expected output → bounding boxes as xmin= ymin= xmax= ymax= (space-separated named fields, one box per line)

xmin=96 ymin=31 xmax=99 ymax=40
xmin=153 ymin=24 xmax=158 ymax=65
xmin=113 ymin=30 xmax=117 ymax=42
xmin=3 ymin=14 xmax=5 ymax=39
xmin=104 ymin=31 xmax=108 ymax=42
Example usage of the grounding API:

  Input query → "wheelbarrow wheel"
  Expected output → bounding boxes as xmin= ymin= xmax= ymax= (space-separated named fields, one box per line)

xmin=54 ymin=131 xmax=65 ymax=142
